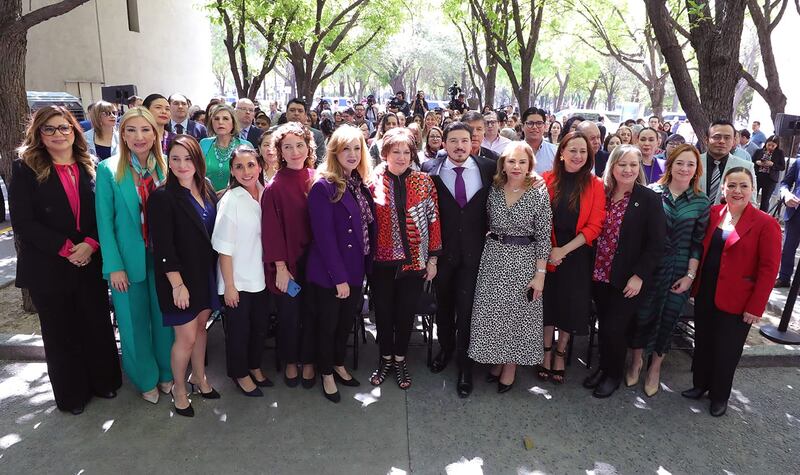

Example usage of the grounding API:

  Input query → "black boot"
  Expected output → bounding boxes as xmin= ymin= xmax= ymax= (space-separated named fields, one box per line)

xmin=430 ymin=349 xmax=452 ymax=373
xmin=592 ymin=377 xmax=620 ymax=399
xmin=681 ymin=387 xmax=708 ymax=399
xmin=582 ymin=369 xmax=605 ymax=389
xmin=710 ymin=400 xmax=728 ymax=417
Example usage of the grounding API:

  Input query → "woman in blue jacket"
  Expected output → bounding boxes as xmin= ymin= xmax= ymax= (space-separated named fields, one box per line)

xmin=306 ymin=126 xmax=376 ymax=402
xmin=95 ymin=107 xmax=174 ymax=404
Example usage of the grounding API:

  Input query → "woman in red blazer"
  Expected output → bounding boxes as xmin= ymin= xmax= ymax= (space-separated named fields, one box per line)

xmin=540 ymin=132 xmax=606 ymax=383
xmin=682 ymin=167 xmax=780 ymax=417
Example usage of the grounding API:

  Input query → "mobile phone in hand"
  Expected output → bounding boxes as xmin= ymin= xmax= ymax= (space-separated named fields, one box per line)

xmin=526 ymin=288 xmax=534 ymax=302
xmin=287 ymin=279 xmax=302 ymax=297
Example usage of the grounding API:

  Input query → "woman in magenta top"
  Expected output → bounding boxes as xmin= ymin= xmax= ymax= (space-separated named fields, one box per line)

xmin=10 ymin=106 xmax=121 ymax=415
xmin=261 ymin=122 xmax=316 ymax=388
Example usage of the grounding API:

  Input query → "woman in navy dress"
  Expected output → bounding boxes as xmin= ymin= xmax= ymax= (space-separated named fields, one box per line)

xmin=148 ymin=135 xmax=221 ymax=416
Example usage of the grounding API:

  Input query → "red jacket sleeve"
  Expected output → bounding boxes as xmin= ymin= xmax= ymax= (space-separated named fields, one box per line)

xmin=745 ymin=215 xmax=782 ymax=317
xmin=579 ymin=177 xmax=607 ymax=245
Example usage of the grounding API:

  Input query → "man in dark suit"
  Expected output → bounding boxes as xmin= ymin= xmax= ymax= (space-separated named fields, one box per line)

xmin=421 ymin=122 xmax=496 ymax=397
xmin=234 ymin=98 xmax=263 ymax=145
xmin=777 ymin=159 xmax=800 ymax=287
xmin=169 ymin=93 xmax=207 ymax=140
xmin=577 ymin=120 xmax=609 ymax=176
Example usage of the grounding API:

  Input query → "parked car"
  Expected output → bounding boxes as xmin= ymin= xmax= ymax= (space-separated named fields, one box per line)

xmin=27 ymin=91 xmax=85 ymax=121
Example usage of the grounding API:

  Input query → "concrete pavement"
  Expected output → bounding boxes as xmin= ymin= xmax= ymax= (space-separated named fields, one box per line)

xmin=0 ymin=329 xmax=798 ymax=474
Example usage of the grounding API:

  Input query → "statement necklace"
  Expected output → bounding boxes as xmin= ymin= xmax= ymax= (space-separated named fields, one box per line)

xmin=213 ymin=138 xmax=237 ymax=168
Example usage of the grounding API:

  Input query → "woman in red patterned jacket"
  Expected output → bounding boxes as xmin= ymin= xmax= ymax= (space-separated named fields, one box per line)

xmin=370 ymin=127 xmax=442 ymax=390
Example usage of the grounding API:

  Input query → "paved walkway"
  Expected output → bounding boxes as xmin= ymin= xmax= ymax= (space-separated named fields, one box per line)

xmin=0 ymin=331 xmax=798 ymax=474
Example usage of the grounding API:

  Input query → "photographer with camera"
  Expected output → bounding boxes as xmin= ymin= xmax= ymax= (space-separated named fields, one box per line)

xmin=448 ymin=84 xmax=468 ymax=114
xmin=411 ymin=91 xmax=429 ymax=117
xmin=388 ymin=91 xmax=411 ymax=116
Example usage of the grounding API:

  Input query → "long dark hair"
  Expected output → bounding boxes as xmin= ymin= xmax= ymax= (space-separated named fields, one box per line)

xmin=551 ymin=131 xmax=595 ymax=211
xmin=227 ymin=145 xmax=265 ymax=190
xmin=165 ymin=134 xmax=215 ymax=201
xmin=18 ymin=106 xmax=94 ymax=183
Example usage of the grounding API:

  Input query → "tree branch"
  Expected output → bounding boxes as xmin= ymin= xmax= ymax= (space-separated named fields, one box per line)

xmin=3 ymin=0 xmax=90 ymax=35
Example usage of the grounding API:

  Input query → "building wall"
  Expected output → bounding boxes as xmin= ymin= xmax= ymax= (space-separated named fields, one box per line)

xmin=25 ymin=0 xmax=215 ymax=110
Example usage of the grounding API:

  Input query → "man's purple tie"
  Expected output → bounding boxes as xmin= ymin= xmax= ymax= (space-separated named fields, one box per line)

xmin=454 ymin=166 xmax=467 ymax=208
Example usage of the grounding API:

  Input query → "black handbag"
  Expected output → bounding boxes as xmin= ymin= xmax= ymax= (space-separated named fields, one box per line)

xmin=416 ymin=280 xmax=437 ymax=315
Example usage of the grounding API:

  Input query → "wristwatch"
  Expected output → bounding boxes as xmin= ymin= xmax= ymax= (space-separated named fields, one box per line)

xmin=686 ymin=271 xmax=696 ymax=280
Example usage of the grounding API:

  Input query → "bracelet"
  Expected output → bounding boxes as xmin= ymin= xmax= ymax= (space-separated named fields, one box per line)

xmin=686 ymin=271 xmax=696 ymax=280
xmin=172 ymin=283 xmax=184 ymax=290
xmin=536 ymin=268 xmax=547 ymax=274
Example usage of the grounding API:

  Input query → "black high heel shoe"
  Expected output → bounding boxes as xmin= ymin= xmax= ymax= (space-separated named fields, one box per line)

xmin=321 ymin=375 xmax=341 ymax=403
xmin=232 ymin=378 xmax=263 ymax=397
xmin=498 ymin=380 xmax=514 ymax=393
xmin=171 ymin=390 xmax=194 ymax=417
xmin=249 ymin=371 xmax=274 ymax=388
xmin=188 ymin=381 xmax=221 ymax=399
xmin=333 ymin=371 xmax=361 ymax=387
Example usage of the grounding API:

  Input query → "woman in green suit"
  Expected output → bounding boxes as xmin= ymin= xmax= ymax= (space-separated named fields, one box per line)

xmin=200 ymin=103 xmax=253 ymax=192
xmin=96 ymin=107 xmax=174 ymax=403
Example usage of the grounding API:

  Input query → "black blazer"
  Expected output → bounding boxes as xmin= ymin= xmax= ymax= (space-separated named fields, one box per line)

xmin=148 ymin=183 xmax=218 ymax=315
xmin=9 ymin=159 xmax=103 ymax=292
xmin=594 ymin=150 xmax=610 ymax=176
xmin=187 ymin=120 xmax=207 ymax=140
xmin=752 ymin=148 xmax=785 ymax=183
xmin=607 ymin=183 xmax=666 ymax=289
xmin=244 ymin=125 xmax=263 ymax=146
xmin=422 ymin=155 xmax=496 ymax=268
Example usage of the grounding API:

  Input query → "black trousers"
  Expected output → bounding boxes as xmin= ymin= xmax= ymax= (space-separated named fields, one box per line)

xmin=223 ymin=289 xmax=269 ymax=378
xmin=29 ymin=277 xmax=121 ymax=411
xmin=592 ymin=282 xmax=641 ymax=381
xmin=307 ymin=282 xmax=362 ymax=374
xmin=757 ymin=179 xmax=777 ymax=213
xmin=433 ymin=259 xmax=479 ymax=369
xmin=371 ymin=265 xmax=424 ymax=357
xmin=692 ymin=304 xmax=751 ymax=403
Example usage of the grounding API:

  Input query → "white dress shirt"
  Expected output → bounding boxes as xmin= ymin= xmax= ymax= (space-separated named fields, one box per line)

xmin=532 ymin=140 xmax=557 ymax=174
xmin=440 ymin=156 xmax=483 ymax=203
xmin=482 ymin=135 xmax=512 ymax=156
xmin=212 ymin=185 xmax=266 ymax=293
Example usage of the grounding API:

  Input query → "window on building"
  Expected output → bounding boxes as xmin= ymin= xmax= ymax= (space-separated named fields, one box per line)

xmin=127 ymin=0 xmax=140 ymax=32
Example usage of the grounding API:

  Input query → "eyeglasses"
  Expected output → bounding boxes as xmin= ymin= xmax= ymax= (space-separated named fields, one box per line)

xmin=524 ymin=120 xmax=545 ymax=128
xmin=40 ymin=124 xmax=73 ymax=136
xmin=102 ymin=111 xmax=118 ymax=117
xmin=236 ymin=108 xmax=255 ymax=114
xmin=486 ymin=120 xmax=498 ymax=126
xmin=709 ymin=134 xmax=733 ymax=142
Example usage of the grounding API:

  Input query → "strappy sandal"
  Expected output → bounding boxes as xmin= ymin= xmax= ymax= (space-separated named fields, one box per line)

xmin=370 ymin=357 xmax=393 ymax=386
xmin=394 ymin=358 xmax=412 ymax=390
xmin=536 ymin=346 xmax=553 ymax=381
xmin=551 ymin=349 xmax=567 ymax=385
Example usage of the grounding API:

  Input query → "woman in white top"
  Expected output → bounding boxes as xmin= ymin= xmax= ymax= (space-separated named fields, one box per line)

xmin=212 ymin=145 xmax=271 ymax=397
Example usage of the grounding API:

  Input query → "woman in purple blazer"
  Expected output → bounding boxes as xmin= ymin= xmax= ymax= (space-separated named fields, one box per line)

xmin=306 ymin=126 xmax=376 ymax=402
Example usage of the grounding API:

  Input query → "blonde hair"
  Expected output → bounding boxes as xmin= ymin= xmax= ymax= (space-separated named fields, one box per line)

xmin=207 ymin=103 xmax=241 ymax=138
xmin=602 ymin=144 xmax=646 ymax=197
xmin=89 ymin=101 xmax=117 ymax=141
xmin=116 ymin=107 xmax=166 ymax=182
xmin=656 ymin=143 xmax=704 ymax=194
xmin=18 ymin=106 xmax=94 ymax=183
xmin=493 ymin=141 xmax=536 ymax=189
xmin=318 ymin=126 xmax=373 ymax=202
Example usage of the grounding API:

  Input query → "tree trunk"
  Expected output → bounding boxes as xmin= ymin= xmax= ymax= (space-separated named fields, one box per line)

xmin=555 ymin=72 xmax=570 ymax=111
xmin=484 ymin=59 xmax=497 ymax=109
xmin=743 ymin=0 xmax=788 ymax=122
xmin=585 ymin=80 xmax=599 ymax=109
xmin=648 ymin=79 xmax=665 ymax=118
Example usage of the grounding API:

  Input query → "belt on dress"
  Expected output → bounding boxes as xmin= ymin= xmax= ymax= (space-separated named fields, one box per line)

xmin=487 ymin=232 xmax=537 ymax=246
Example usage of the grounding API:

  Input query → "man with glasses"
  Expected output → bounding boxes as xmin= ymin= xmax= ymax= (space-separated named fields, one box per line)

xmin=481 ymin=112 xmax=511 ymax=156
xmin=235 ymin=98 xmax=263 ymax=145
xmin=521 ymin=107 xmax=556 ymax=174
xmin=352 ymin=103 xmax=374 ymax=134
xmin=169 ymin=93 xmax=206 ymax=140
xmin=697 ymin=119 xmax=757 ymax=204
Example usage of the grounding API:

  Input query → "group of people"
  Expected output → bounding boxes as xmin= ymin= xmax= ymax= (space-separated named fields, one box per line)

xmin=10 ymin=93 xmax=782 ymax=421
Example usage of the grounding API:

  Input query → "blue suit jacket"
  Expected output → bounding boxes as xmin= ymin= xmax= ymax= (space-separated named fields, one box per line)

xmin=781 ymin=159 xmax=800 ymax=222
